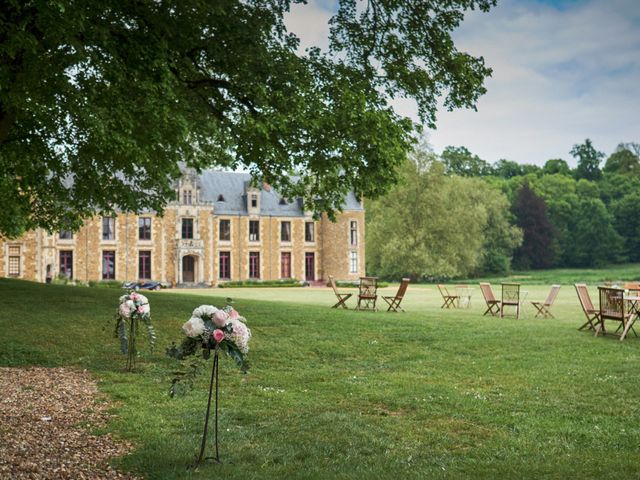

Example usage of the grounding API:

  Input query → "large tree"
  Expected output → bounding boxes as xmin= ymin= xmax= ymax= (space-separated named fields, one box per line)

xmin=603 ymin=145 xmax=640 ymax=175
xmin=571 ymin=138 xmax=603 ymax=181
xmin=440 ymin=145 xmax=491 ymax=177
xmin=511 ymin=183 xmax=555 ymax=269
xmin=0 ymin=0 xmax=495 ymax=237
xmin=366 ymin=141 xmax=520 ymax=279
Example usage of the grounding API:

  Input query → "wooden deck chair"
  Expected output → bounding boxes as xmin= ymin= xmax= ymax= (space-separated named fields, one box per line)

xmin=575 ymin=284 xmax=600 ymax=331
xmin=531 ymin=285 xmax=561 ymax=318
xmin=437 ymin=284 xmax=459 ymax=309
xmin=356 ymin=276 xmax=378 ymax=311
xmin=382 ymin=278 xmax=410 ymax=312
xmin=479 ymin=282 xmax=501 ymax=316
xmin=624 ymin=282 xmax=640 ymax=295
xmin=328 ymin=275 xmax=352 ymax=309
xmin=500 ymin=283 xmax=521 ymax=319
xmin=596 ymin=286 xmax=637 ymax=340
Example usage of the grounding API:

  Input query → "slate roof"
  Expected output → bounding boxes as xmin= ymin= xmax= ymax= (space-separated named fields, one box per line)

xmin=197 ymin=170 xmax=363 ymax=216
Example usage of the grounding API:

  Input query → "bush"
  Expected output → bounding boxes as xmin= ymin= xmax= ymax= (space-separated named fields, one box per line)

xmin=332 ymin=280 xmax=389 ymax=288
xmin=218 ymin=279 xmax=306 ymax=288
xmin=89 ymin=280 xmax=123 ymax=289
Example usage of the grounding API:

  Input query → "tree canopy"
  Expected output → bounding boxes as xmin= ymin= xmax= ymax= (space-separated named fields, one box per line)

xmin=366 ymin=141 xmax=521 ymax=279
xmin=0 ymin=0 xmax=496 ymax=237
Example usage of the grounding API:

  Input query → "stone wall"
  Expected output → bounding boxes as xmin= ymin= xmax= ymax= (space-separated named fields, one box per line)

xmin=0 ymin=208 xmax=364 ymax=285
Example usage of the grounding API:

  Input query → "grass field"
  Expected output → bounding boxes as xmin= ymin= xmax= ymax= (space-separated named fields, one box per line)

xmin=2 ymin=275 xmax=640 ymax=479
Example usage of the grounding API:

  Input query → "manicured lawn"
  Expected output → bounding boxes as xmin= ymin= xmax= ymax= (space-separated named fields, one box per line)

xmin=2 ymin=277 xmax=640 ymax=479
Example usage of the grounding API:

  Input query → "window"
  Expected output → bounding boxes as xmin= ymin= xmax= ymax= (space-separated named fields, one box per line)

xmin=250 ymin=194 xmax=258 ymax=208
xmin=182 ymin=218 xmax=194 ymax=239
xmin=350 ymin=251 xmax=358 ymax=273
xmin=102 ymin=216 xmax=115 ymax=240
xmin=102 ymin=251 xmax=116 ymax=280
xmin=305 ymin=252 xmax=315 ymax=281
xmin=219 ymin=219 xmax=231 ymax=241
xmin=217 ymin=194 xmax=225 ymax=202
xmin=280 ymin=221 xmax=291 ymax=242
xmin=60 ymin=250 xmax=73 ymax=279
xmin=59 ymin=230 xmax=73 ymax=240
xmin=8 ymin=245 xmax=20 ymax=276
xmin=249 ymin=252 xmax=260 ymax=279
xmin=139 ymin=217 xmax=152 ymax=240
xmin=279 ymin=198 xmax=287 ymax=205
xmin=139 ymin=251 xmax=152 ymax=279
xmin=183 ymin=190 xmax=192 ymax=205
xmin=350 ymin=221 xmax=358 ymax=246
xmin=219 ymin=252 xmax=231 ymax=279
xmin=281 ymin=252 xmax=291 ymax=278
xmin=305 ymin=222 xmax=315 ymax=242
xmin=249 ymin=220 xmax=260 ymax=241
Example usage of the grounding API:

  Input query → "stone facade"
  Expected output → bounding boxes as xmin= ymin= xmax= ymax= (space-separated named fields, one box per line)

xmin=0 ymin=171 xmax=365 ymax=286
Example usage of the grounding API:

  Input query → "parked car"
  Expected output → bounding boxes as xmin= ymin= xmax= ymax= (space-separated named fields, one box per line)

xmin=122 ymin=281 xmax=163 ymax=291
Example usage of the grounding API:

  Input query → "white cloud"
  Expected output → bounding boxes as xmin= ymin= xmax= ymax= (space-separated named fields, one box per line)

xmin=284 ymin=1 xmax=334 ymax=52
xmin=423 ymin=0 xmax=640 ymax=165
xmin=285 ymin=0 xmax=640 ymax=165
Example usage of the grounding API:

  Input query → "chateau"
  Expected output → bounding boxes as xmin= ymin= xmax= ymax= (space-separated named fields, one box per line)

xmin=0 ymin=170 xmax=365 ymax=286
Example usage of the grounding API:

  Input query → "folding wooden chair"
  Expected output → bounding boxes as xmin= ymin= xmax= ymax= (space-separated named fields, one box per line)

xmin=575 ymin=284 xmax=600 ymax=331
xmin=479 ymin=282 xmax=501 ymax=316
xmin=624 ymin=282 xmax=640 ymax=295
xmin=328 ymin=275 xmax=352 ymax=309
xmin=596 ymin=286 xmax=637 ymax=340
xmin=531 ymin=285 xmax=561 ymax=318
xmin=382 ymin=278 xmax=410 ymax=312
xmin=501 ymin=283 xmax=521 ymax=319
xmin=437 ymin=284 xmax=459 ymax=309
xmin=356 ymin=276 xmax=378 ymax=311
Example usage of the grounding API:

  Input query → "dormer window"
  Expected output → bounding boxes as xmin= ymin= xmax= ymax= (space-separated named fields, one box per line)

xmin=217 ymin=194 xmax=225 ymax=202
xmin=183 ymin=190 xmax=192 ymax=205
xmin=250 ymin=194 xmax=258 ymax=208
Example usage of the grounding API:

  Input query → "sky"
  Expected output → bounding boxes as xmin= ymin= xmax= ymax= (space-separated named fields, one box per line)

xmin=285 ymin=0 xmax=640 ymax=166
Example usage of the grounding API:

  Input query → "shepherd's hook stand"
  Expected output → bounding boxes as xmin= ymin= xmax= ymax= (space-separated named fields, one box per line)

xmin=191 ymin=345 xmax=222 ymax=468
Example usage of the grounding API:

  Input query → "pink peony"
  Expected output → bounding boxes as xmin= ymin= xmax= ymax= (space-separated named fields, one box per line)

xmin=213 ymin=309 xmax=229 ymax=327
xmin=137 ymin=306 xmax=145 ymax=313
xmin=212 ymin=329 xmax=225 ymax=343
xmin=228 ymin=308 xmax=239 ymax=320
xmin=130 ymin=293 xmax=139 ymax=301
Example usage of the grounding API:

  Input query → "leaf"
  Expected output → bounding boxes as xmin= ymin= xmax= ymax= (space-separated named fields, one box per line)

xmin=116 ymin=319 xmax=128 ymax=354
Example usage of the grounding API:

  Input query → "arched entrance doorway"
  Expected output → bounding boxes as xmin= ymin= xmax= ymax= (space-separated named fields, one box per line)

xmin=182 ymin=255 xmax=196 ymax=283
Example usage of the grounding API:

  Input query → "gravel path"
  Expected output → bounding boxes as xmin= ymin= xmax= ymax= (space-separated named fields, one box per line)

xmin=0 ymin=367 xmax=140 ymax=479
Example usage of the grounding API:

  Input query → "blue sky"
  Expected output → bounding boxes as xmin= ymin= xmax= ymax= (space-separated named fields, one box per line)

xmin=285 ymin=0 xmax=640 ymax=165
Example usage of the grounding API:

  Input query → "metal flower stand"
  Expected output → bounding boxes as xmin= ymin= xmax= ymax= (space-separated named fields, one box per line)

xmin=192 ymin=345 xmax=222 ymax=467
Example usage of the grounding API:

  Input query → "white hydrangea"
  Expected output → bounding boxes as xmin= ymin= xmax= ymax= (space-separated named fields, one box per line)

xmin=135 ymin=293 xmax=149 ymax=305
xmin=225 ymin=318 xmax=252 ymax=354
xmin=182 ymin=316 xmax=206 ymax=337
xmin=192 ymin=305 xmax=218 ymax=319
xmin=137 ymin=303 xmax=151 ymax=315
xmin=119 ymin=302 xmax=132 ymax=319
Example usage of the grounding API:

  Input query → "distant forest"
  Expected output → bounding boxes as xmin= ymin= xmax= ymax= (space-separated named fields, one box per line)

xmin=366 ymin=139 xmax=640 ymax=280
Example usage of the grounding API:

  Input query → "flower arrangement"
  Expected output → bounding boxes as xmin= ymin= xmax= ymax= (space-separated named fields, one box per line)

xmin=114 ymin=292 xmax=156 ymax=371
xmin=167 ymin=299 xmax=250 ymax=396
